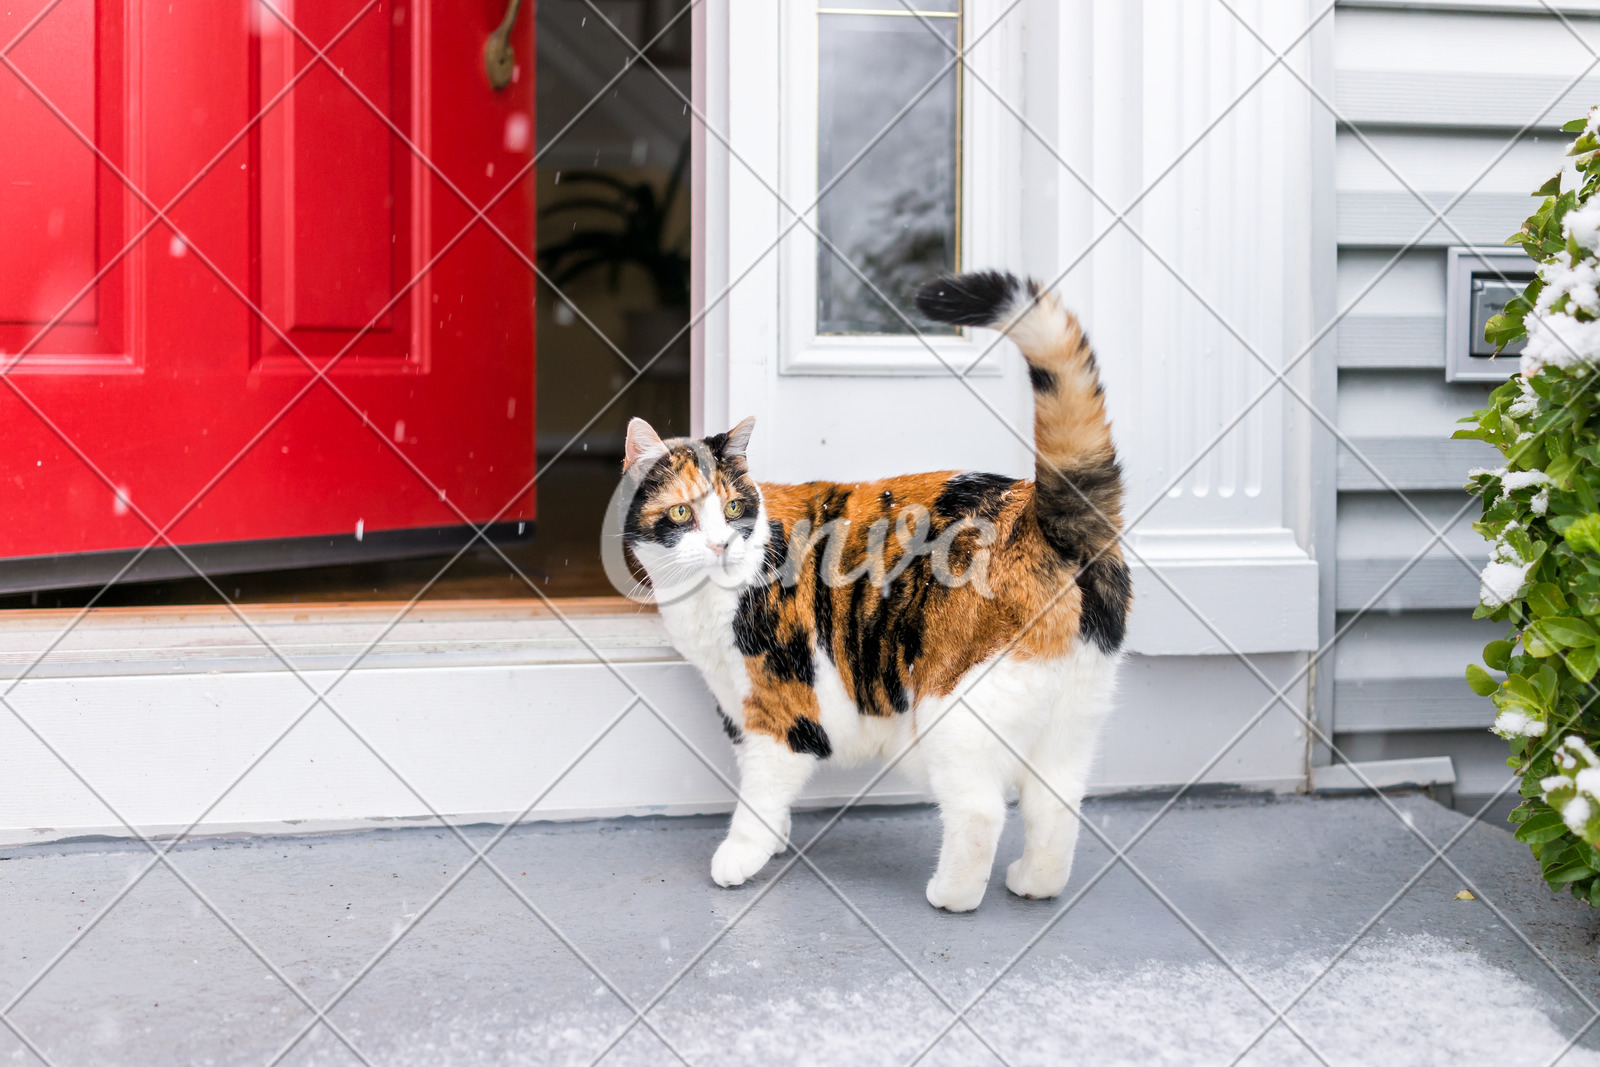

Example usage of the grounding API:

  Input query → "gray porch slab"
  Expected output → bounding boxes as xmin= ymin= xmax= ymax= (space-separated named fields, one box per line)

xmin=2 ymin=794 xmax=1599 ymax=1066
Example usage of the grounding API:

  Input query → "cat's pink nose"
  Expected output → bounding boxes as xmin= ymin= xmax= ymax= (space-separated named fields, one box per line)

xmin=708 ymin=540 xmax=727 ymax=556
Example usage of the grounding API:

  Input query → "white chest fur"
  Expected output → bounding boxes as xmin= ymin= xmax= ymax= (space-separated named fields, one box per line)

xmin=656 ymin=584 xmax=751 ymax=718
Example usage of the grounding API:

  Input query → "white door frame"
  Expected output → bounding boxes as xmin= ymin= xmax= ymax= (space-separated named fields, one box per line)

xmin=694 ymin=0 xmax=1321 ymax=658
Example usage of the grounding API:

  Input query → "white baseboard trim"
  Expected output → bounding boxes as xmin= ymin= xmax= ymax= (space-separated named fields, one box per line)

xmin=0 ymin=792 xmax=937 ymax=849
xmin=0 ymin=604 xmax=1311 ymax=845
xmin=1311 ymin=756 xmax=1457 ymax=793
xmin=0 ymin=775 xmax=1316 ymax=850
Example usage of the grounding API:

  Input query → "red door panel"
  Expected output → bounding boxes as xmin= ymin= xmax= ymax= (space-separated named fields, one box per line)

xmin=259 ymin=0 xmax=408 ymax=356
xmin=0 ymin=0 xmax=128 ymax=365
xmin=0 ymin=0 xmax=97 ymax=327
xmin=0 ymin=0 xmax=536 ymax=572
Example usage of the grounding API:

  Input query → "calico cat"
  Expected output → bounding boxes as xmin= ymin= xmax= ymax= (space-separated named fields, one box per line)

xmin=618 ymin=271 xmax=1129 ymax=912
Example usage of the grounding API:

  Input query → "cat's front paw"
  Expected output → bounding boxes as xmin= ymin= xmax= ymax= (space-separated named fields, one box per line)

xmin=925 ymin=872 xmax=988 ymax=913
xmin=1005 ymin=858 xmax=1068 ymax=900
xmin=711 ymin=836 xmax=774 ymax=887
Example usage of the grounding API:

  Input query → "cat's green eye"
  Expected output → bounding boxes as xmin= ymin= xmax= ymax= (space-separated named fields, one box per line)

xmin=668 ymin=504 xmax=692 ymax=524
xmin=724 ymin=499 xmax=745 ymax=519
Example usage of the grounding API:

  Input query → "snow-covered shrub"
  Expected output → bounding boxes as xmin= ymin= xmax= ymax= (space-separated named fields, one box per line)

xmin=1458 ymin=109 xmax=1600 ymax=904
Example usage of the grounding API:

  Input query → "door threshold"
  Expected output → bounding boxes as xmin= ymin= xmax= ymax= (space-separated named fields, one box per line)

xmin=0 ymin=596 xmax=669 ymax=680
xmin=0 ymin=595 xmax=647 ymax=625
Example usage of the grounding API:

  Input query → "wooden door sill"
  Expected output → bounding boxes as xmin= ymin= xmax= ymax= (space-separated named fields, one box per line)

xmin=0 ymin=596 xmax=672 ymax=680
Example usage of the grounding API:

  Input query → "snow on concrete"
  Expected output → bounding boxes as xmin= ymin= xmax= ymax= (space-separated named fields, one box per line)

xmin=6 ymin=796 xmax=1599 ymax=1066
xmin=284 ymin=934 xmax=1599 ymax=1066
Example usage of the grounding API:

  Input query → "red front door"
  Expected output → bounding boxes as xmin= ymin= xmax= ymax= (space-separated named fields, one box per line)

xmin=0 ymin=0 xmax=536 ymax=581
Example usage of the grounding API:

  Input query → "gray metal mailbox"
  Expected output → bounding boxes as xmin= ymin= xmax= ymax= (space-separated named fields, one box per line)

xmin=1445 ymin=246 xmax=1536 ymax=383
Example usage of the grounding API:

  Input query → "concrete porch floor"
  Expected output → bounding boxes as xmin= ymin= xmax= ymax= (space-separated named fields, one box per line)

xmin=3 ymin=794 xmax=1600 ymax=1067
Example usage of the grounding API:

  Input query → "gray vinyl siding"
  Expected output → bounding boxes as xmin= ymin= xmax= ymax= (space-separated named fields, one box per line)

xmin=1329 ymin=1 xmax=1600 ymax=797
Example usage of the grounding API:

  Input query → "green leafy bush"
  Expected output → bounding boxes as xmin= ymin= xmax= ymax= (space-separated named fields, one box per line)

xmin=1458 ymin=108 xmax=1600 ymax=904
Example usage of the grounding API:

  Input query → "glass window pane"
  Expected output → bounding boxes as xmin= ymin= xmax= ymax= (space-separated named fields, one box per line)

xmin=817 ymin=11 xmax=959 ymax=335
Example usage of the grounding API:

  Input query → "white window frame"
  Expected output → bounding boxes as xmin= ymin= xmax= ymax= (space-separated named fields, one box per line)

xmin=777 ymin=0 xmax=1021 ymax=376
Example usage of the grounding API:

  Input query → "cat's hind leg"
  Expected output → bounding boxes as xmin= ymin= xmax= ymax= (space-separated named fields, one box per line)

xmin=711 ymin=732 xmax=815 ymax=887
xmin=920 ymin=702 xmax=1011 ymax=913
xmin=1007 ymin=651 xmax=1116 ymax=900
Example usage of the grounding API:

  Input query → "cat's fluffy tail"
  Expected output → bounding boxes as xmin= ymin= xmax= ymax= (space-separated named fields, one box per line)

xmin=916 ymin=271 xmax=1129 ymax=650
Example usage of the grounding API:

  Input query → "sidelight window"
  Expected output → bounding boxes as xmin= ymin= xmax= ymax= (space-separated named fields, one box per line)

xmin=815 ymin=2 xmax=961 ymax=336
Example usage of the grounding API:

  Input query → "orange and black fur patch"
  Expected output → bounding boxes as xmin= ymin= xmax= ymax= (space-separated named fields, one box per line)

xmin=624 ymin=272 xmax=1129 ymax=759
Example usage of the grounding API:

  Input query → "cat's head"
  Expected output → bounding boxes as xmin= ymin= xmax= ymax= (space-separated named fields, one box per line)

xmin=617 ymin=416 xmax=767 ymax=595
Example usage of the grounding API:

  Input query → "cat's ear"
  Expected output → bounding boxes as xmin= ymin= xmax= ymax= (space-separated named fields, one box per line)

xmin=723 ymin=416 xmax=757 ymax=460
xmin=623 ymin=417 xmax=668 ymax=472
